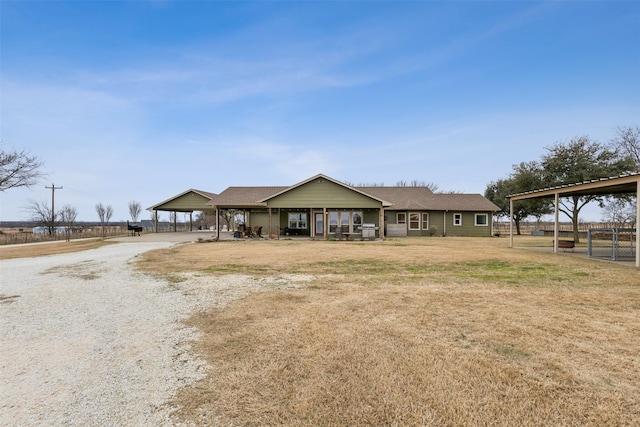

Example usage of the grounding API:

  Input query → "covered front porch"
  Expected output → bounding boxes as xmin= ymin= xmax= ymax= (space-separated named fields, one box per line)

xmin=217 ymin=207 xmax=384 ymax=240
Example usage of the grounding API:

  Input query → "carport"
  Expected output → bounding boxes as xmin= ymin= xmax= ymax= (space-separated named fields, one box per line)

xmin=147 ymin=189 xmax=217 ymax=232
xmin=508 ymin=173 xmax=640 ymax=267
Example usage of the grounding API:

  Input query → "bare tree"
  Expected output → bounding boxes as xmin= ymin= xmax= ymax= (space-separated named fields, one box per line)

xmin=612 ymin=126 xmax=640 ymax=171
xmin=128 ymin=201 xmax=142 ymax=223
xmin=0 ymin=145 xmax=45 ymax=191
xmin=396 ymin=180 xmax=440 ymax=192
xmin=59 ymin=205 xmax=78 ymax=242
xmin=220 ymin=209 xmax=239 ymax=231
xmin=96 ymin=202 xmax=114 ymax=237
xmin=26 ymin=199 xmax=56 ymax=235
xmin=602 ymin=198 xmax=637 ymax=227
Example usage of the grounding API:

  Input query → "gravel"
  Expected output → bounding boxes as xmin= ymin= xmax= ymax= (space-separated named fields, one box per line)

xmin=0 ymin=241 xmax=310 ymax=426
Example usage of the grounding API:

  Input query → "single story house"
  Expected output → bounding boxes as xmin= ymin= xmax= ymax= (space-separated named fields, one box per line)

xmin=205 ymin=174 xmax=500 ymax=239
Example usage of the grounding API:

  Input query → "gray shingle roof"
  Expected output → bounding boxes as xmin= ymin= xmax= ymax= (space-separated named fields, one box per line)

xmin=207 ymin=184 xmax=498 ymax=212
xmin=208 ymin=187 xmax=288 ymax=207
xmin=361 ymin=187 xmax=498 ymax=211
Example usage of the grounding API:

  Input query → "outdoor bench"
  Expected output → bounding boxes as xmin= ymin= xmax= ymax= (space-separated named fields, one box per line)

xmin=555 ymin=240 xmax=575 ymax=251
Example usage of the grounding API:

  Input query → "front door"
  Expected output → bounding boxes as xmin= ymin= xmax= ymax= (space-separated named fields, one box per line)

xmin=315 ymin=212 xmax=324 ymax=237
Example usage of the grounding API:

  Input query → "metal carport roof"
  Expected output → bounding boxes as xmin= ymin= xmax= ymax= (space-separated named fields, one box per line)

xmin=508 ymin=173 xmax=640 ymax=267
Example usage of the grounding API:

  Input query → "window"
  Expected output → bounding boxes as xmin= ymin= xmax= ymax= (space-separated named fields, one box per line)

xmin=453 ymin=213 xmax=462 ymax=226
xmin=422 ymin=213 xmax=429 ymax=230
xmin=475 ymin=214 xmax=488 ymax=226
xmin=340 ymin=212 xmax=350 ymax=232
xmin=329 ymin=212 xmax=339 ymax=233
xmin=353 ymin=212 xmax=363 ymax=231
xmin=328 ymin=210 xmax=364 ymax=234
xmin=288 ymin=213 xmax=307 ymax=229
xmin=397 ymin=212 xmax=406 ymax=224
xmin=409 ymin=212 xmax=420 ymax=230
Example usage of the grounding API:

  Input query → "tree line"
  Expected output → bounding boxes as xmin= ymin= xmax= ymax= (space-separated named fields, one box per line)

xmin=484 ymin=126 xmax=639 ymax=242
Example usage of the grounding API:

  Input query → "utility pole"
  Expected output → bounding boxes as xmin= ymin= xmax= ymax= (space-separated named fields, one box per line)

xmin=45 ymin=183 xmax=63 ymax=234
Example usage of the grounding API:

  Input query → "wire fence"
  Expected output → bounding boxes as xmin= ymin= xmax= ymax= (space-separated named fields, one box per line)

xmin=588 ymin=228 xmax=637 ymax=261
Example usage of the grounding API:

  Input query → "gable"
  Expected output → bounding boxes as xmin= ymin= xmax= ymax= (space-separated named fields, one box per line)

xmin=266 ymin=176 xmax=384 ymax=209
xmin=149 ymin=189 xmax=216 ymax=212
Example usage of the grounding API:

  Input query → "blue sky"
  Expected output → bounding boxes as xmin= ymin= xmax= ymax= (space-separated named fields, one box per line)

xmin=1 ymin=1 xmax=639 ymax=222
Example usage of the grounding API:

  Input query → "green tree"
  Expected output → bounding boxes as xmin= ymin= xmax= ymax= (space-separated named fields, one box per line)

xmin=541 ymin=136 xmax=635 ymax=243
xmin=485 ymin=161 xmax=552 ymax=235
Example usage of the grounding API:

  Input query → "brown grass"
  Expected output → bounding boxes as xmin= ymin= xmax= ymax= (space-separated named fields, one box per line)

xmin=139 ymin=237 xmax=640 ymax=426
xmin=0 ymin=239 xmax=111 ymax=260
xmin=7 ymin=234 xmax=636 ymax=424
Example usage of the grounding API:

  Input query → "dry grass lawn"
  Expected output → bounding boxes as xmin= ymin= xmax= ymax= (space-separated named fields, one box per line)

xmin=139 ymin=237 xmax=640 ymax=426
xmin=0 ymin=238 xmax=111 ymax=260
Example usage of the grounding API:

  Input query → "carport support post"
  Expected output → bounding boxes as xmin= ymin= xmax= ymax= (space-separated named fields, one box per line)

xmin=636 ymin=180 xmax=639 ymax=267
xmin=553 ymin=193 xmax=559 ymax=254
xmin=509 ymin=198 xmax=513 ymax=248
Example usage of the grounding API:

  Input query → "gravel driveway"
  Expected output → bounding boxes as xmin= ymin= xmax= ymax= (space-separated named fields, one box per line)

xmin=0 ymin=240 xmax=305 ymax=426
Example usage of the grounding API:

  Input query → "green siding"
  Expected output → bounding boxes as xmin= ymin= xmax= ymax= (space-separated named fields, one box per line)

xmin=385 ymin=210 xmax=493 ymax=237
xmin=445 ymin=211 xmax=493 ymax=237
xmin=266 ymin=178 xmax=382 ymax=209
xmin=155 ymin=192 xmax=213 ymax=211
xmin=248 ymin=211 xmax=270 ymax=231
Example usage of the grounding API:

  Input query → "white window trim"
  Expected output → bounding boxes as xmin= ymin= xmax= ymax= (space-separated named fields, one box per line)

xmin=422 ymin=212 xmax=429 ymax=230
xmin=288 ymin=213 xmax=307 ymax=229
xmin=475 ymin=213 xmax=489 ymax=227
xmin=409 ymin=212 xmax=420 ymax=230
xmin=453 ymin=213 xmax=462 ymax=226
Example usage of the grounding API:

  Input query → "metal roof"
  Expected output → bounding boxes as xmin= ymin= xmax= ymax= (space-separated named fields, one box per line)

xmin=508 ymin=173 xmax=640 ymax=201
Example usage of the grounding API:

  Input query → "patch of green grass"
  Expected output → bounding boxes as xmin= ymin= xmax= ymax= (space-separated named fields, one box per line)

xmin=450 ymin=260 xmax=592 ymax=286
xmin=198 ymin=258 xmax=593 ymax=288
xmin=495 ymin=343 xmax=531 ymax=359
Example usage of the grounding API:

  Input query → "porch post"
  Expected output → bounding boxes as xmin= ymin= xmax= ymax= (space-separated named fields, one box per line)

xmin=553 ymin=193 xmax=559 ymax=253
xmin=443 ymin=211 xmax=447 ymax=237
xmin=216 ymin=208 xmax=220 ymax=240
xmin=189 ymin=212 xmax=193 ymax=232
xmin=323 ymin=208 xmax=327 ymax=240
xmin=379 ymin=208 xmax=385 ymax=240
xmin=268 ymin=207 xmax=272 ymax=239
